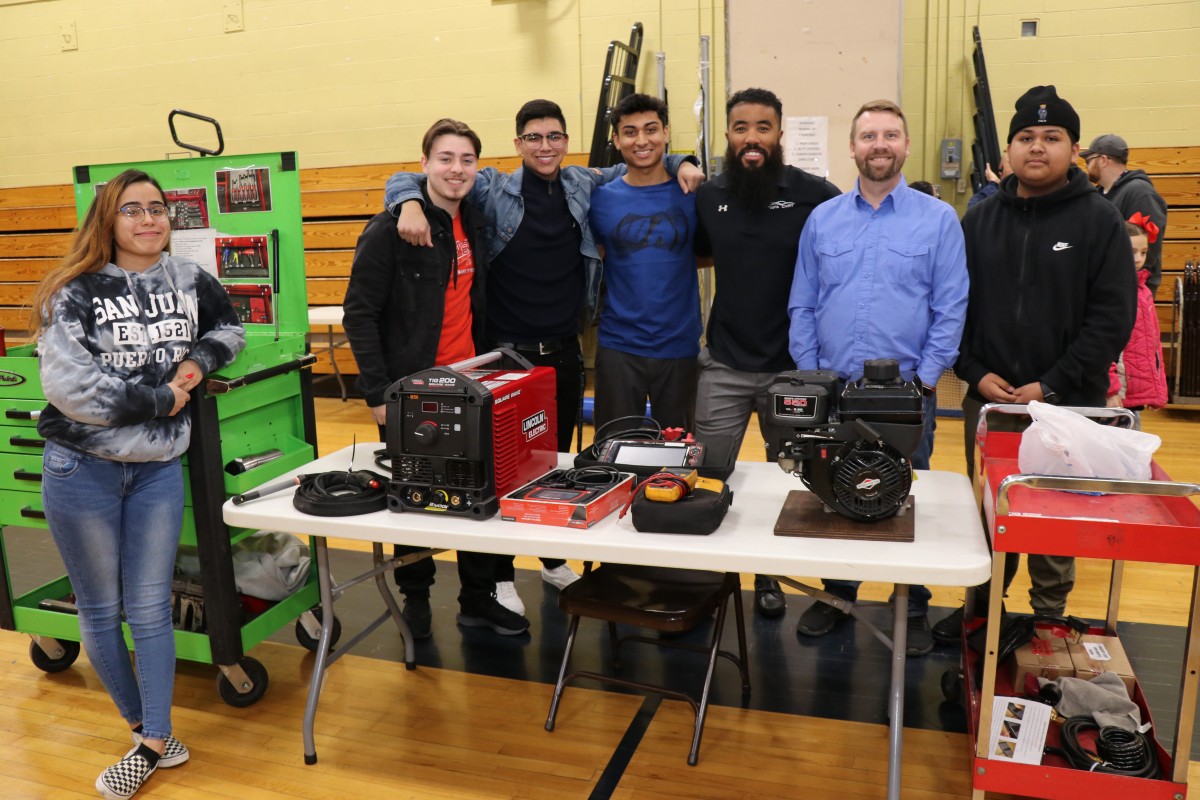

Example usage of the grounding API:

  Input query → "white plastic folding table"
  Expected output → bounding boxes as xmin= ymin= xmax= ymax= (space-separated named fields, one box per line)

xmin=224 ymin=444 xmax=989 ymax=800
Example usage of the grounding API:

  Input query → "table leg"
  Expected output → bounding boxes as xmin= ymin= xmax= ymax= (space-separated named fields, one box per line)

xmin=326 ymin=325 xmax=347 ymax=401
xmin=886 ymin=583 xmax=909 ymax=800
xmin=303 ymin=535 xmax=336 ymax=764
xmin=373 ymin=542 xmax=416 ymax=668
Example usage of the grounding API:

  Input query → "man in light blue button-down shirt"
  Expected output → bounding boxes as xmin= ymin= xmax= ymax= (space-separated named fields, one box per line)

xmin=786 ymin=99 xmax=968 ymax=656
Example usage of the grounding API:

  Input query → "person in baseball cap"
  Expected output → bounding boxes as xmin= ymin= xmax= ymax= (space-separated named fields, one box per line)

xmin=1081 ymin=131 xmax=1169 ymax=293
xmin=1081 ymin=133 xmax=1130 ymax=161
xmin=1007 ymin=84 xmax=1080 ymax=143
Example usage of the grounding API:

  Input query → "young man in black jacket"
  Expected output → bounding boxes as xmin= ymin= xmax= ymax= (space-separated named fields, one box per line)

xmin=343 ymin=119 xmax=528 ymax=638
xmin=935 ymin=86 xmax=1137 ymax=642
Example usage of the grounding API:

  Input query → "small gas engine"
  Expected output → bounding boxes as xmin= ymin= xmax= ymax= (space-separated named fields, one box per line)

xmin=765 ymin=359 xmax=925 ymax=522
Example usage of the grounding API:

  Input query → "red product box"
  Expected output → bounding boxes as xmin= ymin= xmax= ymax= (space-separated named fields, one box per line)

xmin=500 ymin=470 xmax=635 ymax=529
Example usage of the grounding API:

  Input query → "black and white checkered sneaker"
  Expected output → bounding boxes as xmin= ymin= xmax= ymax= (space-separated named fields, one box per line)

xmin=95 ymin=748 xmax=157 ymax=800
xmin=129 ymin=731 xmax=190 ymax=768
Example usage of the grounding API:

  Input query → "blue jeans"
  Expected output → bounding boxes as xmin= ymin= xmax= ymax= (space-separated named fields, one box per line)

xmin=42 ymin=440 xmax=183 ymax=741
xmin=823 ymin=393 xmax=937 ymax=617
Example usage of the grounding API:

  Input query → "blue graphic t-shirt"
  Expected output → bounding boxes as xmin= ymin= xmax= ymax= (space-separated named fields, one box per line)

xmin=588 ymin=178 xmax=701 ymax=359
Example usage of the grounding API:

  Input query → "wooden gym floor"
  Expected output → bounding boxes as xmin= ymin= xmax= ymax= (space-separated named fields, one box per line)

xmin=1 ymin=396 xmax=1198 ymax=799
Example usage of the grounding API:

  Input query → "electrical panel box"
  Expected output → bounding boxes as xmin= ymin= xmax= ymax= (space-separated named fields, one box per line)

xmin=940 ymin=138 xmax=962 ymax=179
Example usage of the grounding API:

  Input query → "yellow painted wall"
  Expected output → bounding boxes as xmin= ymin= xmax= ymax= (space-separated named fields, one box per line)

xmin=903 ymin=0 xmax=1200 ymax=212
xmin=0 ymin=0 xmax=724 ymax=188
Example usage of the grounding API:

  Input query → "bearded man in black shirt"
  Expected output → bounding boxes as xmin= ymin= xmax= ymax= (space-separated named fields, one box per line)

xmin=693 ymin=88 xmax=840 ymax=618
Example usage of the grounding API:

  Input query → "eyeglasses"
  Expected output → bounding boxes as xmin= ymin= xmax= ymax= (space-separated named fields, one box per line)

xmin=119 ymin=204 xmax=170 ymax=220
xmin=519 ymin=132 xmax=567 ymax=146
xmin=1083 ymin=154 xmax=1102 ymax=163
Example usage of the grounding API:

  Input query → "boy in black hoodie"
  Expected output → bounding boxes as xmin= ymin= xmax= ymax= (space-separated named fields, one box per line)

xmin=934 ymin=86 xmax=1136 ymax=642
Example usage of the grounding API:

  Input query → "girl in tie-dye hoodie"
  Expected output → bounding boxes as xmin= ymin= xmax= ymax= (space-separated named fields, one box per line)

xmin=31 ymin=169 xmax=243 ymax=800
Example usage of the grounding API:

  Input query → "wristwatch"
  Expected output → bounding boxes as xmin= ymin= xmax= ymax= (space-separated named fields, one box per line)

xmin=1039 ymin=382 xmax=1060 ymax=404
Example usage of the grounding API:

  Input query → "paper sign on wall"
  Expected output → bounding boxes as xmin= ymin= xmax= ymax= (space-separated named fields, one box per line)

xmin=785 ymin=116 xmax=829 ymax=178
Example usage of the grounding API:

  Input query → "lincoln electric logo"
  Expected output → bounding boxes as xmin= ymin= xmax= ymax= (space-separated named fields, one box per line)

xmin=522 ymin=410 xmax=548 ymax=441
xmin=0 ymin=370 xmax=26 ymax=386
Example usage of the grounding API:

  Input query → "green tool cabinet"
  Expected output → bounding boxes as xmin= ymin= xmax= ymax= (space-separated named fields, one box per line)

xmin=0 ymin=149 xmax=333 ymax=706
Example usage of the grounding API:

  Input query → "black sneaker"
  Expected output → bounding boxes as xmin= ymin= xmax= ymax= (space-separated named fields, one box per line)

xmin=457 ymin=598 xmax=530 ymax=635
xmin=402 ymin=596 xmax=433 ymax=640
xmin=96 ymin=745 xmax=158 ymax=800
xmin=905 ymin=614 xmax=934 ymax=656
xmin=931 ymin=605 xmax=965 ymax=644
xmin=795 ymin=601 xmax=849 ymax=637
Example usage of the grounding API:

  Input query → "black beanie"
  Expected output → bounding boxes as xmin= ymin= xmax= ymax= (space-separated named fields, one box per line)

xmin=1007 ymin=85 xmax=1080 ymax=143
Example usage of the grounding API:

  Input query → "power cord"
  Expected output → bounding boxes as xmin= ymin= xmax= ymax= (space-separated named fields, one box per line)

xmin=559 ymin=466 xmax=623 ymax=487
xmin=583 ymin=416 xmax=664 ymax=460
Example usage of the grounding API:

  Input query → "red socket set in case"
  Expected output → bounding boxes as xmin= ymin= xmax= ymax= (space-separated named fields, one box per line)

xmin=500 ymin=469 xmax=635 ymax=529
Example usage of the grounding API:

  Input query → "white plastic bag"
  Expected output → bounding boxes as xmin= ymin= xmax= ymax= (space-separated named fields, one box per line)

xmin=1017 ymin=401 xmax=1160 ymax=480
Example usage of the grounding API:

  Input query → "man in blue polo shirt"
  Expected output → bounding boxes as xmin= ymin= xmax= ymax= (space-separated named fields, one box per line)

xmin=787 ymin=99 xmax=968 ymax=656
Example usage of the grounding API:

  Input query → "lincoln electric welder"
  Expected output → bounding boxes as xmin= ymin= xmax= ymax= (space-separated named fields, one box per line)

xmin=384 ymin=349 xmax=557 ymax=518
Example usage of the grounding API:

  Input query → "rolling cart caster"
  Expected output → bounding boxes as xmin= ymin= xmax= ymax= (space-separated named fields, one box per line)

xmin=295 ymin=607 xmax=342 ymax=653
xmin=29 ymin=637 xmax=80 ymax=673
xmin=941 ymin=667 xmax=964 ymax=703
xmin=216 ymin=656 xmax=269 ymax=707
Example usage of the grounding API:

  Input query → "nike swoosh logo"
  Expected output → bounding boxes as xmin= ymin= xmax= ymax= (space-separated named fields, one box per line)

xmin=1052 ymin=242 xmax=1073 ymax=251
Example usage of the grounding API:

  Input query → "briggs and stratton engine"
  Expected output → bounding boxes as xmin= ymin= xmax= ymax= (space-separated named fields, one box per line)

xmin=765 ymin=359 xmax=925 ymax=522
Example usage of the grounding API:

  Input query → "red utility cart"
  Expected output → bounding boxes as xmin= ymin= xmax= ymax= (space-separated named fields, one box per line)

xmin=959 ymin=404 xmax=1199 ymax=799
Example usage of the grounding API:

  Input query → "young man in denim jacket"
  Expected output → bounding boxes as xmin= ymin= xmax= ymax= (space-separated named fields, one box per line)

xmin=384 ymin=100 xmax=703 ymax=615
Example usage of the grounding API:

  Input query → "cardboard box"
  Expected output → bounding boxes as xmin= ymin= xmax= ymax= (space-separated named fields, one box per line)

xmin=500 ymin=470 xmax=635 ymax=529
xmin=1012 ymin=636 xmax=1074 ymax=694
xmin=1069 ymin=634 xmax=1137 ymax=695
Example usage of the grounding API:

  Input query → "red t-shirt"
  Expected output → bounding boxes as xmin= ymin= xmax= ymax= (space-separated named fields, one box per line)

xmin=434 ymin=213 xmax=475 ymax=366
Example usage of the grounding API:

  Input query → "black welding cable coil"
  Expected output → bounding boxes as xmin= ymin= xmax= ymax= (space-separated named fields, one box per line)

xmin=292 ymin=470 xmax=389 ymax=516
xmin=1045 ymin=715 xmax=1160 ymax=779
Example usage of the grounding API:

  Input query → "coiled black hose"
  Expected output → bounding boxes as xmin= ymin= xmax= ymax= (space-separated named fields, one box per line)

xmin=292 ymin=470 xmax=389 ymax=516
xmin=1046 ymin=715 xmax=1160 ymax=779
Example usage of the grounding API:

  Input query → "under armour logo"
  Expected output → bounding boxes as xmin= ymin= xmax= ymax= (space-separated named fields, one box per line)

xmin=718 ymin=205 xmax=728 ymax=212
xmin=768 ymin=200 xmax=795 ymax=210
xmin=1052 ymin=242 xmax=1073 ymax=252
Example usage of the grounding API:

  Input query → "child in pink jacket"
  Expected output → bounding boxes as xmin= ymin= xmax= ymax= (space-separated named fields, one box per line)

xmin=1107 ymin=215 xmax=1168 ymax=422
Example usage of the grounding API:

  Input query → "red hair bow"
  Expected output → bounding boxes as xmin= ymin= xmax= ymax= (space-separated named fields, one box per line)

xmin=1128 ymin=212 xmax=1159 ymax=244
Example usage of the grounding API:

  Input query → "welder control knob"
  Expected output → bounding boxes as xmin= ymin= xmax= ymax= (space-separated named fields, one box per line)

xmin=412 ymin=420 xmax=440 ymax=445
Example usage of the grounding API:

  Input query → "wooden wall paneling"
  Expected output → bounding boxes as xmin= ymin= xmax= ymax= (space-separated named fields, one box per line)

xmin=1131 ymin=146 xmax=1200 ymax=177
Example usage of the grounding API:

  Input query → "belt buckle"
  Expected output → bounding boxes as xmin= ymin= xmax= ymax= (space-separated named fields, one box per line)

xmin=538 ymin=340 xmax=554 ymax=355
